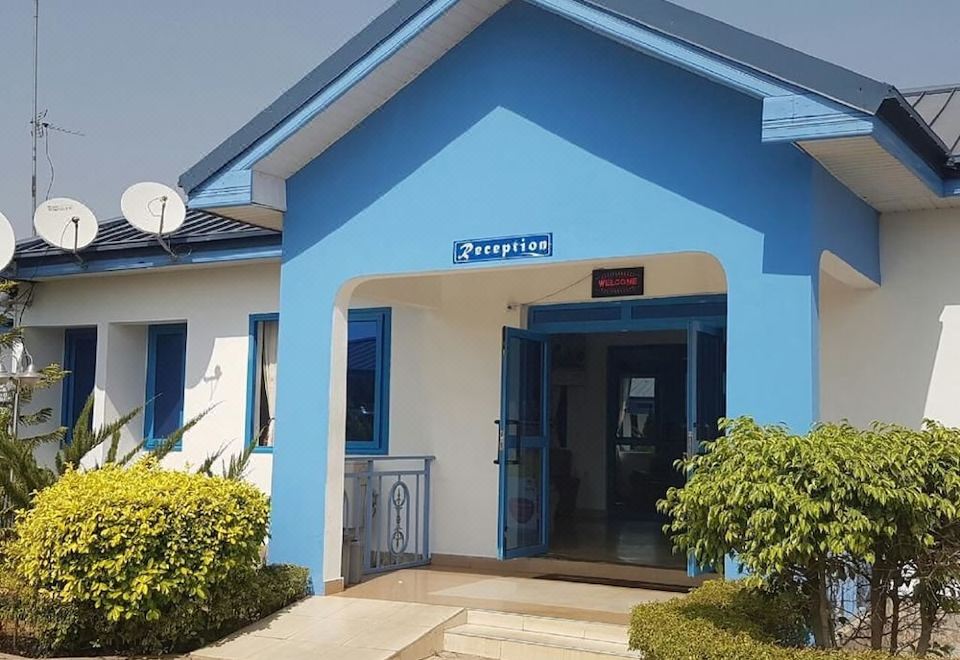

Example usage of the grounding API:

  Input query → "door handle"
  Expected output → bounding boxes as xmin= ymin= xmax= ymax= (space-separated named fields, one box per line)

xmin=493 ymin=419 xmax=501 ymax=465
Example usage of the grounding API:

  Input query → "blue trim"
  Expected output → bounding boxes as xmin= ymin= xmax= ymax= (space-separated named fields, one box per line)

xmin=762 ymin=94 xmax=947 ymax=198
xmin=526 ymin=0 xmax=798 ymax=100
xmin=183 ymin=0 xmax=958 ymax=217
xmin=189 ymin=0 xmax=463 ymax=206
xmin=144 ymin=323 xmax=188 ymax=450
xmin=186 ymin=0 xmax=819 ymax=213
xmin=871 ymin=118 xmax=947 ymax=197
xmin=528 ymin=294 xmax=727 ymax=334
xmin=61 ymin=327 xmax=97 ymax=444
xmin=685 ymin=321 xmax=724 ymax=577
xmin=247 ymin=313 xmax=280 ymax=454
xmin=345 ymin=308 xmax=391 ymax=456
xmin=13 ymin=242 xmax=281 ymax=280
xmin=761 ymin=94 xmax=874 ymax=143
xmin=190 ymin=170 xmax=256 ymax=209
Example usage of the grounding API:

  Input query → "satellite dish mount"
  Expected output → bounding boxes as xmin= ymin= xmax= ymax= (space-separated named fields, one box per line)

xmin=121 ymin=182 xmax=188 ymax=260
xmin=67 ymin=215 xmax=85 ymax=265
xmin=152 ymin=194 xmax=179 ymax=259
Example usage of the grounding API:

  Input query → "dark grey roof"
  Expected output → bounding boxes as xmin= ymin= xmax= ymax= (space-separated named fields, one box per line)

xmin=904 ymin=85 xmax=960 ymax=158
xmin=15 ymin=209 xmax=278 ymax=259
xmin=584 ymin=0 xmax=895 ymax=113
xmin=179 ymin=0 xmax=954 ymax=193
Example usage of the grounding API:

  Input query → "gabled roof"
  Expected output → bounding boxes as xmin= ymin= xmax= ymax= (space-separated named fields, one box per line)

xmin=180 ymin=0 xmax=945 ymax=195
xmin=904 ymin=85 xmax=960 ymax=159
xmin=12 ymin=210 xmax=281 ymax=280
xmin=181 ymin=0 xmax=435 ymax=194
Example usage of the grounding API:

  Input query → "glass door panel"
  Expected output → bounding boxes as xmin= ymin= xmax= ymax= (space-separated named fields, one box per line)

xmin=686 ymin=321 xmax=725 ymax=576
xmin=498 ymin=327 xmax=550 ymax=559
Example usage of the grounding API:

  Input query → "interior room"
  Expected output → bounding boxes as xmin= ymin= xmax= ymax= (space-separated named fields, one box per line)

xmin=547 ymin=330 xmax=690 ymax=568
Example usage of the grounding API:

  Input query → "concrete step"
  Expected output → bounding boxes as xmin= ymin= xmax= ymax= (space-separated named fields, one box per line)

xmin=442 ymin=610 xmax=641 ymax=659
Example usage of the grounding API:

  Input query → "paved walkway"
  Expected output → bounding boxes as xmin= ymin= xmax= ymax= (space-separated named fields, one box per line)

xmin=191 ymin=568 xmax=680 ymax=658
xmin=191 ymin=596 xmax=463 ymax=660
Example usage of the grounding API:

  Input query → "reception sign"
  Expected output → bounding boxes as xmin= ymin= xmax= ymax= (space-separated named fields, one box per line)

xmin=453 ymin=233 xmax=552 ymax=264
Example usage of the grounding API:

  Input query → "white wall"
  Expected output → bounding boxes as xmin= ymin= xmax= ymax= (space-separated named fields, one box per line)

xmin=20 ymin=327 xmax=65 ymax=467
xmin=20 ymin=261 xmax=280 ymax=492
xmin=350 ymin=252 xmax=726 ymax=559
xmin=821 ymin=209 xmax=960 ymax=427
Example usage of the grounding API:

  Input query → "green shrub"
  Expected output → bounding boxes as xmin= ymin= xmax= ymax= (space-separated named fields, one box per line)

xmin=104 ymin=563 xmax=311 ymax=654
xmin=0 ymin=564 xmax=309 ymax=656
xmin=660 ymin=417 xmax=960 ymax=649
xmin=0 ymin=570 xmax=87 ymax=656
xmin=6 ymin=461 xmax=269 ymax=627
xmin=629 ymin=580 xmax=889 ymax=660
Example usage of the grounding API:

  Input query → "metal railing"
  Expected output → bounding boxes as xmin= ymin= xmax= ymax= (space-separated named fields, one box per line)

xmin=343 ymin=455 xmax=434 ymax=580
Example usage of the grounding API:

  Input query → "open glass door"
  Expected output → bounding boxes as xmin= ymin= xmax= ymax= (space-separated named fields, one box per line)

xmin=498 ymin=327 xmax=550 ymax=559
xmin=686 ymin=321 xmax=725 ymax=576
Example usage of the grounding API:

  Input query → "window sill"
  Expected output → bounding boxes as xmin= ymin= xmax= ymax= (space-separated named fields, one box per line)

xmin=253 ymin=446 xmax=274 ymax=454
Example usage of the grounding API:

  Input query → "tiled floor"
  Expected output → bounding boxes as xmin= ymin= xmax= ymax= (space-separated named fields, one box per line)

xmin=191 ymin=596 xmax=464 ymax=660
xmin=191 ymin=568 xmax=681 ymax=658
xmin=549 ymin=517 xmax=685 ymax=568
xmin=341 ymin=568 xmax=677 ymax=624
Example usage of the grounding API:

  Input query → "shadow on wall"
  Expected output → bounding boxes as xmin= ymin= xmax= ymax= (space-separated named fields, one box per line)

xmin=285 ymin=1 xmax=836 ymax=276
xmin=820 ymin=214 xmax=960 ymax=428
xmin=925 ymin=306 xmax=960 ymax=424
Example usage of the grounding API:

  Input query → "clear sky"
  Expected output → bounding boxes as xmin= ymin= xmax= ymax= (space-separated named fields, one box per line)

xmin=0 ymin=0 xmax=956 ymax=237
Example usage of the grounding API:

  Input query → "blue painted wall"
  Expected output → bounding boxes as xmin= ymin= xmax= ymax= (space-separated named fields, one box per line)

xmin=271 ymin=1 xmax=878 ymax=585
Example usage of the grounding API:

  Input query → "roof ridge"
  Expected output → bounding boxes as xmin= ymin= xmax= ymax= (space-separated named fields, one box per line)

xmin=902 ymin=83 xmax=960 ymax=95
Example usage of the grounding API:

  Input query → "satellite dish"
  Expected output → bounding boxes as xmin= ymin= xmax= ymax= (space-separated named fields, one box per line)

xmin=0 ymin=211 xmax=15 ymax=272
xmin=33 ymin=197 xmax=99 ymax=253
xmin=121 ymin=182 xmax=186 ymax=236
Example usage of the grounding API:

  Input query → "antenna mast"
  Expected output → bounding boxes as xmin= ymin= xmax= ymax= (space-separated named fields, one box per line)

xmin=31 ymin=0 xmax=39 ymax=233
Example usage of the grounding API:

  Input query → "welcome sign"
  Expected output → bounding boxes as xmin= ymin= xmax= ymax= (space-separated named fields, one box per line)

xmin=453 ymin=233 xmax=553 ymax=264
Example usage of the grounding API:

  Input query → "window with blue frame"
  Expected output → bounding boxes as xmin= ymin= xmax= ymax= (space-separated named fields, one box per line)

xmin=247 ymin=314 xmax=279 ymax=452
xmin=62 ymin=327 xmax=97 ymax=443
xmin=144 ymin=323 xmax=187 ymax=449
xmin=346 ymin=308 xmax=390 ymax=455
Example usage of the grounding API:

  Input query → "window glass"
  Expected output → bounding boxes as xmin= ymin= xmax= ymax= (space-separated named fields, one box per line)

xmin=346 ymin=310 xmax=390 ymax=454
xmin=252 ymin=318 xmax=279 ymax=448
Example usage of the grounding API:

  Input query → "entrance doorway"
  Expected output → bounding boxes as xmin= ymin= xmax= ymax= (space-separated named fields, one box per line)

xmin=497 ymin=296 xmax=725 ymax=575
xmin=549 ymin=332 xmax=687 ymax=568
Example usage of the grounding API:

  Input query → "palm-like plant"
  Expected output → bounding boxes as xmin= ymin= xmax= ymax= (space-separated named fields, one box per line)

xmin=0 ymin=394 xmax=246 ymax=530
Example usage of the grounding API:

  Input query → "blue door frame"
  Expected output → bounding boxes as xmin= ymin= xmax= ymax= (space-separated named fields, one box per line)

xmin=524 ymin=295 xmax=727 ymax=576
xmin=686 ymin=321 xmax=725 ymax=575
xmin=498 ymin=327 xmax=551 ymax=559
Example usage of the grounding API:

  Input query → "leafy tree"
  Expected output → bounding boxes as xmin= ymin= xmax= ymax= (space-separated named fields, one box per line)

xmin=660 ymin=417 xmax=960 ymax=653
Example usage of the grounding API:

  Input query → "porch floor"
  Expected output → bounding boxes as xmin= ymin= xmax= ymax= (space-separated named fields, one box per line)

xmin=341 ymin=568 xmax=679 ymax=625
xmin=192 ymin=569 xmax=682 ymax=659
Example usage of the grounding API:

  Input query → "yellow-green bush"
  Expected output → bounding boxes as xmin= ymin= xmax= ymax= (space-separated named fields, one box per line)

xmin=629 ymin=580 xmax=889 ymax=660
xmin=6 ymin=461 xmax=269 ymax=624
xmin=0 ymin=564 xmax=309 ymax=656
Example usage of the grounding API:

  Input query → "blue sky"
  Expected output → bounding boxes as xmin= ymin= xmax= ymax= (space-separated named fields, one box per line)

xmin=0 ymin=0 xmax=956 ymax=236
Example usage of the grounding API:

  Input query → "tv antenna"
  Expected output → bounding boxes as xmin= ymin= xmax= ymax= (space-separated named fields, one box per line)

xmin=33 ymin=197 xmax=99 ymax=265
xmin=30 ymin=1 xmax=84 ymax=221
xmin=120 ymin=182 xmax=187 ymax=259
